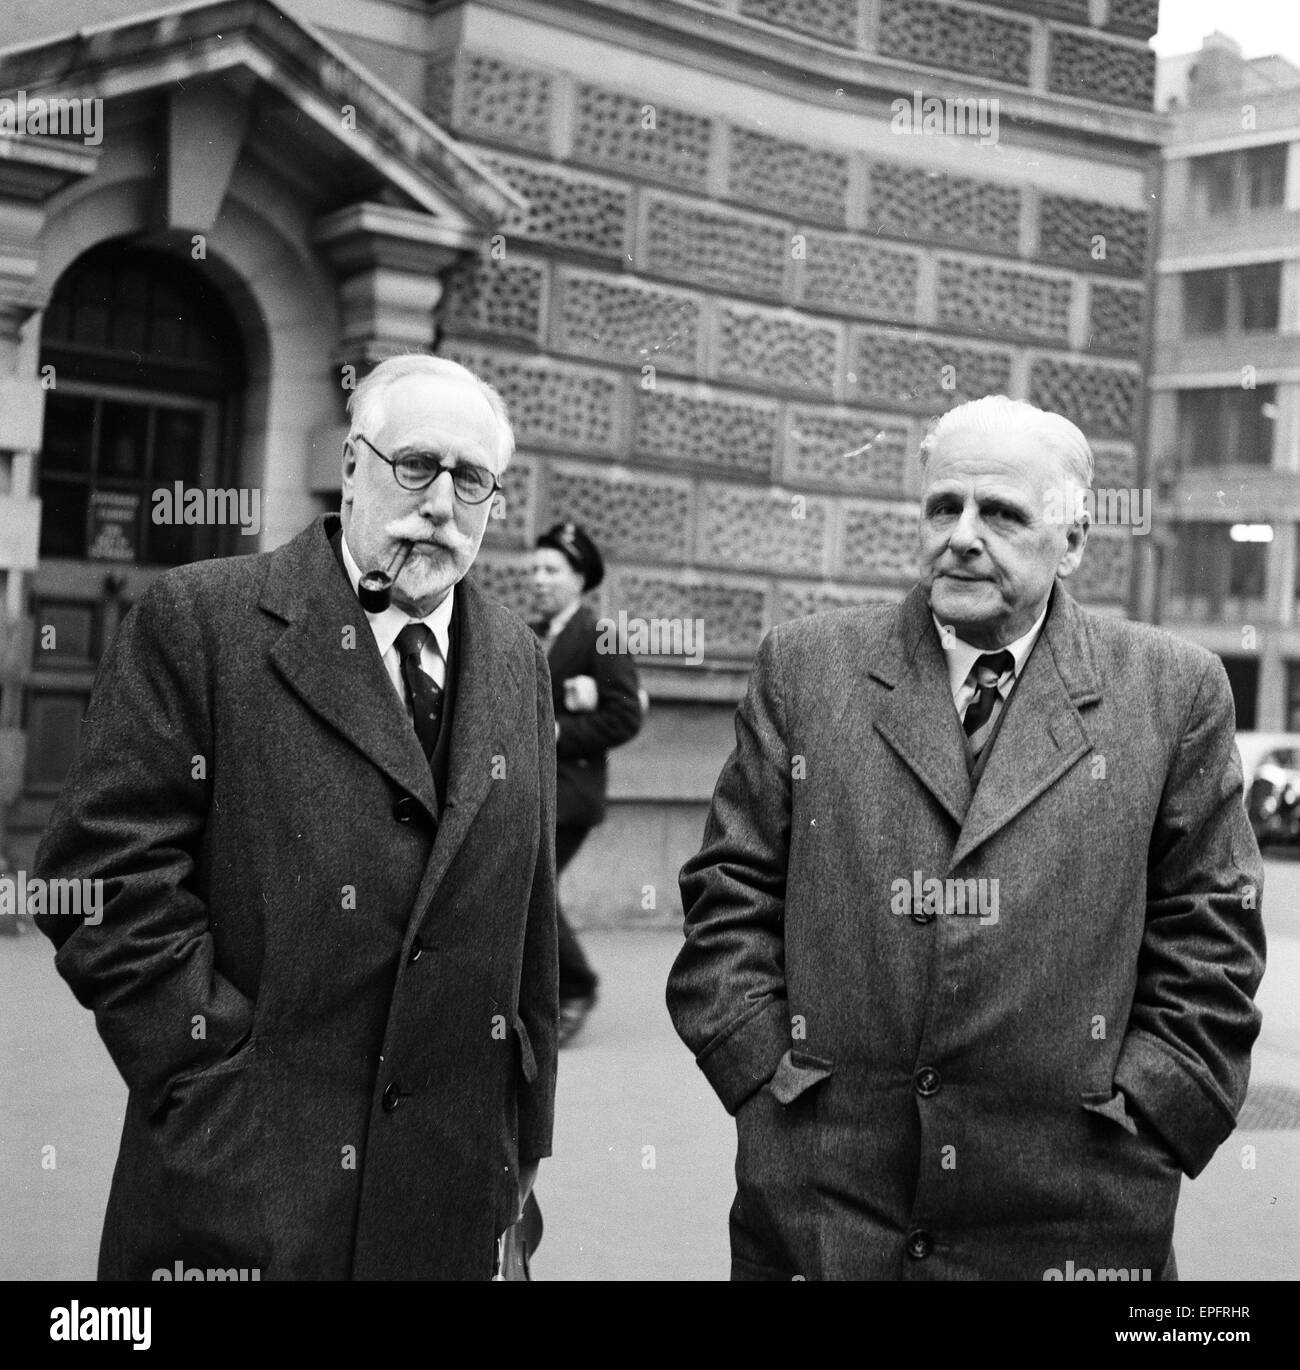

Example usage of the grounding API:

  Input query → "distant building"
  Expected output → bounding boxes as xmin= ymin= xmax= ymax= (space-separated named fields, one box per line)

xmin=0 ymin=0 xmax=1162 ymax=918
xmin=1148 ymin=32 xmax=1300 ymax=730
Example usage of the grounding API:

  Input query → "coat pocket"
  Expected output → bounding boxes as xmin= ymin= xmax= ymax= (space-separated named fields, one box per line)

xmin=1079 ymin=1088 xmax=1182 ymax=1274
xmin=513 ymin=1017 xmax=538 ymax=1084
xmin=150 ymin=1038 xmax=269 ymax=1271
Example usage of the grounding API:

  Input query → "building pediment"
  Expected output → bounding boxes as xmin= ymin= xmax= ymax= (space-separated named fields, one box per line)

xmin=0 ymin=0 xmax=521 ymax=233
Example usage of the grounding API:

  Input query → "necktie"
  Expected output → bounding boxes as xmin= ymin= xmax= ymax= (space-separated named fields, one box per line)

xmin=394 ymin=623 xmax=443 ymax=758
xmin=962 ymin=650 xmax=1015 ymax=760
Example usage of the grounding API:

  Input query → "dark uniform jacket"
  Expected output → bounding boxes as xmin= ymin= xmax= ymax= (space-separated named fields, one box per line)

xmin=532 ymin=602 xmax=641 ymax=830
xmin=34 ymin=513 xmax=558 ymax=1281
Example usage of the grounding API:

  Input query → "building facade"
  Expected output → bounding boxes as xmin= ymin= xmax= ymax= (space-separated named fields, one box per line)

xmin=0 ymin=0 xmax=1162 ymax=921
xmin=1148 ymin=32 xmax=1300 ymax=731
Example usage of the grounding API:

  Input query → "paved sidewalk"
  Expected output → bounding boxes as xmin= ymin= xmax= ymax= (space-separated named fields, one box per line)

xmin=2 ymin=919 xmax=1295 ymax=1281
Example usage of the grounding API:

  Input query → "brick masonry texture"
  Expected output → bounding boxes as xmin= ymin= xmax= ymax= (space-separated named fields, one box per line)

xmin=936 ymin=259 xmax=1073 ymax=343
xmin=868 ymin=164 xmax=1023 ymax=255
xmin=640 ymin=194 xmax=791 ymax=301
xmin=1028 ymin=356 xmax=1141 ymax=440
xmin=877 ymin=0 xmax=1033 ymax=86
xmin=441 ymin=343 xmax=624 ymax=457
xmin=474 ymin=151 xmax=630 ymax=258
xmin=552 ymin=270 xmax=702 ymax=374
xmin=850 ymin=328 xmax=1014 ymax=412
xmin=715 ymin=304 xmax=841 ymax=396
xmin=634 ymin=385 xmax=780 ymax=478
xmin=784 ymin=407 xmax=912 ymax=493
xmin=607 ymin=569 xmax=768 ymax=659
xmin=572 ymin=84 xmax=713 ymax=191
xmin=737 ymin=0 xmax=858 ymax=46
xmin=699 ymin=482 xmax=831 ymax=575
xmin=726 ymin=125 xmax=850 ymax=226
xmin=1038 ymin=195 xmax=1149 ymax=277
xmin=1048 ymin=29 xmax=1156 ymax=110
xmin=546 ymin=462 xmax=695 ymax=564
xmin=799 ymin=234 xmax=919 ymax=324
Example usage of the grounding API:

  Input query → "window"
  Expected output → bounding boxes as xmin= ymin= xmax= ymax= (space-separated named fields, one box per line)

xmin=1239 ymin=262 xmax=1281 ymax=331
xmin=1190 ymin=143 xmax=1289 ymax=217
xmin=1183 ymin=269 xmax=1229 ymax=334
xmin=1182 ymin=263 xmax=1280 ymax=334
xmin=37 ymin=242 xmax=244 ymax=566
xmin=1177 ymin=386 xmax=1277 ymax=468
xmin=1169 ymin=522 xmax=1269 ymax=622
xmin=1246 ymin=143 xmax=1287 ymax=209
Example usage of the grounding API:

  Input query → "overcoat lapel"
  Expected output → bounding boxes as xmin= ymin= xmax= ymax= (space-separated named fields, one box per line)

xmin=868 ymin=585 xmax=973 ymax=830
xmin=866 ymin=583 xmax=1103 ymax=866
xmin=950 ymin=585 xmax=1100 ymax=867
xmin=261 ymin=515 xmax=439 ymax=821
xmin=405 ymin=576 xmax=523 ymax=937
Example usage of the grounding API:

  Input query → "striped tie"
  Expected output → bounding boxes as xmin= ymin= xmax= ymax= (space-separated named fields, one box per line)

xmin=963 ymin=650 xmax=1015 ymax=761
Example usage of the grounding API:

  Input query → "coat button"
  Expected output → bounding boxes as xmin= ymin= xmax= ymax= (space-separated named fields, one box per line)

xmin=382 ymin=1081 xmax=403 ymax=1112
xmin=408 ymin=936 xmax=423 ymax=964
xmin=914 ymin=1066 xmax=941 ymax=1096
xmin=392 ymin=796 xmax=420 ymax=823
xmin=911 ymin=899 xmax=936 ymax=924
xmin=906 ymin=1229 xmax=933 ymax=1260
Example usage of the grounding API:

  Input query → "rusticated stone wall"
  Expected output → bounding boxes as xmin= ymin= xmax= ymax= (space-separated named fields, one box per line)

xmin=427 ymin=17 xmax=1151 ymax=668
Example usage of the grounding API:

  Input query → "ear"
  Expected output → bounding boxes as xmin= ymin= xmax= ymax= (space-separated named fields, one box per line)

xmin=1056 ymin=514 xmax=1089 ymax=579
xmin=341 ymin=436 xmax=358 ymax=506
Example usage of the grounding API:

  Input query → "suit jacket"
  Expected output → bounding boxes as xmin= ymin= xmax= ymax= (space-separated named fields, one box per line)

xmin=34 ymin=513 xmax=559 ymax=1281
xmin=667 ymin=582 xmax=1265 ymax=1281
xmin=532 ymin=603 xmax=641 ymax=830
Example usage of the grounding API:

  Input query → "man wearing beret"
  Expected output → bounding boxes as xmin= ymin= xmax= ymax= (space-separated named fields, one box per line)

xmin=532 ymin=522 xmax=643 ymax=1044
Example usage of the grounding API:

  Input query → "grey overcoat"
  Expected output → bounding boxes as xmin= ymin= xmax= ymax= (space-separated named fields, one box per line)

xmin=667 ymin=582 xmax=1265 ymax=1280
xmin=35 ymin=514 xmax=558 ymax=1280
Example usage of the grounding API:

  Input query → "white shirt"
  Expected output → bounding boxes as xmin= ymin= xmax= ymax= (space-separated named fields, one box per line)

xmin=932 ymin=601 xmax=1050 ymax=722
xmin=340 ymin=533 xmax=452 ymax=702
xmin=541 ymin=597 xmax=582 ymax=650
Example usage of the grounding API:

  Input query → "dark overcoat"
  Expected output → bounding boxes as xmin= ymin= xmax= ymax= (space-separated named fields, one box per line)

xmin=532 ymin=603 xmax=641 ymax=830
xmin=667 ymin=583 xmax=1266 ymax=1281
xmin=35 ymin=514 xmax=558 ymax=1280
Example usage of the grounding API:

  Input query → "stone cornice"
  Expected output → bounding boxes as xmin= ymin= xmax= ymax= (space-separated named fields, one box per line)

xmin=439 ymin=0 xmax=1169 ymax=153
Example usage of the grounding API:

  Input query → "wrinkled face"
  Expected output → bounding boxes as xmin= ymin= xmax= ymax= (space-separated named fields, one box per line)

xmin=532 ymin=547 xmax=585 ymax=620
xmin=342 ymin=375 xmax=503 ymax=616
xmin=919 ymin=424 xmax=1088 ymax=650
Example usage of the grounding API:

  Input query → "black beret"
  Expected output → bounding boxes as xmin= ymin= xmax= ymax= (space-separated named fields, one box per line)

xmin=535 ymin=521 xmax=604 ymax=590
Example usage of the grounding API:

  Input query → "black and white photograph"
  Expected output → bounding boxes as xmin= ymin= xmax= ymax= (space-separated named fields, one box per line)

xmin=0 ymin=0 xmax=1296 ymax=1342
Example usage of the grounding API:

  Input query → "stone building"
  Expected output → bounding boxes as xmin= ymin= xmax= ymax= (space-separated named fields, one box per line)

xmin=1148 ymin=32 xmax=1300 ymax=731
xmin=0 ymin=0 xmax=1162 ymax=922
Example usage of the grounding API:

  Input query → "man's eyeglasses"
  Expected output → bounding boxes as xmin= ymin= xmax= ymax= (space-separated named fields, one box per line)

xmin=355 ymin=434 xmax=500 ymax=505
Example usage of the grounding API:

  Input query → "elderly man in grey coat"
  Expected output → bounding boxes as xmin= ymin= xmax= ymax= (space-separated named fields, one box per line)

xmin=34 ymin=355 xmax=558 ymax=1280
xmin=667 ymin=395 xmax=1266 ymax=1281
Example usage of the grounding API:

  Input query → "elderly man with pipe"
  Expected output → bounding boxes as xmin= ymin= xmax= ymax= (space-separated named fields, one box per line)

xmin=668 ymin=395 xmax=1266 ymax=1281
xmin=34 ymin=355 xmax=557 ymax=1280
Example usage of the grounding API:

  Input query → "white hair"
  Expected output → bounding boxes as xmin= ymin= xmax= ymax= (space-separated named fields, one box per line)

xmin=346 ymin=354 xmax=515 ymax=468
xmin=918 ymin=395 xmax=1093 ymax=490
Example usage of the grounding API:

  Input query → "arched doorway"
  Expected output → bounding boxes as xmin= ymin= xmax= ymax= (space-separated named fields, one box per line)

xmin=20 ymin=241 xmax=246 ymax=821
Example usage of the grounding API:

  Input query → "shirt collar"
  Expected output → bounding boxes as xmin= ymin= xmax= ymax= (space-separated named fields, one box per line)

xmin=932 ymin=598 xmax=1051 ymax=702
xmin=340 ymin=530 xmax=454 ymax=662
xmin=546 ymin=598 xmax=583 ymax=639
